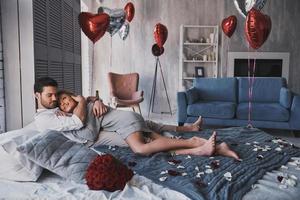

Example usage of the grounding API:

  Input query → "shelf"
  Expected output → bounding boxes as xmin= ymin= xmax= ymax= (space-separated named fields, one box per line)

xmin=183 ymin=60 xmax=216 ymax=63
xmin=183 ymin=42 xmax=217 ymax=46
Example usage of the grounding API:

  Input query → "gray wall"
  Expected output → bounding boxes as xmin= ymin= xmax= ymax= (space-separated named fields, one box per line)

xmin=222 ymin=0 xmax=300 ymax=93
xmin=0 ymin=3 xmax=5 ymax=132
xmin=90 ymin=0 xmax=300 ymax=115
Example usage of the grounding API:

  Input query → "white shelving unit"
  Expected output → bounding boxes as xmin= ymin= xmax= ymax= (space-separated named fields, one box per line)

xmin=178 ymin=25 xmax=219 ymax=90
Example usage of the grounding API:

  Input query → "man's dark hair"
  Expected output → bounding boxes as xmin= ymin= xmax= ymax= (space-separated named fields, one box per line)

xmin=34 ymin=77 xmax=58 ymax=93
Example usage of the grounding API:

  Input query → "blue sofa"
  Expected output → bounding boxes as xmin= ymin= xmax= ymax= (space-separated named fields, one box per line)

xmin=177 ymin=77 xmax=300 ymax=131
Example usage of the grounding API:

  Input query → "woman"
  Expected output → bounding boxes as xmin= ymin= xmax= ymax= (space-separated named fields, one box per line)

xmin=57 ymin=90 xmax=239 ymax=159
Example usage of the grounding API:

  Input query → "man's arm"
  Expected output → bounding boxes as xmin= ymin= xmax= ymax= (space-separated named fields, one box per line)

xmin=35 ymin=111 xmax=84 ymax=132
xmin=86 ymin=95 xmax=108 ymax=118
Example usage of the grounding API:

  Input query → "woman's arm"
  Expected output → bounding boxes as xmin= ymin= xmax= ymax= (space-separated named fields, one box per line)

xmin=72 ymin=95 xmax=87 ymax=124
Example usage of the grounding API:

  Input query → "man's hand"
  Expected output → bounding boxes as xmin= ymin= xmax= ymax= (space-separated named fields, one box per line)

xmin=55 ymin=110 xmax=67 ymax=117
xmin=93 ymin=100 xmax=108 ymax=118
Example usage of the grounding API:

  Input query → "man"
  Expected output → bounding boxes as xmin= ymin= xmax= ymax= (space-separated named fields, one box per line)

xmin=34 ymin=77 xmax=204 ymax=147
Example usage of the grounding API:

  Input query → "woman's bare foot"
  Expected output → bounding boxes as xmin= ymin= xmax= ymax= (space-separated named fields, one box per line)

xmin=216 ymin=142 xmax=240 ymax=160
xmin=185 ymin=131 xmax=216 ymax=156
xmin=189 ymin=136 xmax=207 ymax=147
xmin=176 ymin=116 xmax=203 ymax=132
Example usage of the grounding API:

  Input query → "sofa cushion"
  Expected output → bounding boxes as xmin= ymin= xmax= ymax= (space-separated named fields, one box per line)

xmin=193 ymin=78 xmax=237 ymax=102
xmin=186 ymin=87 xmax=200 ymax=104
xmin=238 ymin=77 xmax=286 ymax=103
xmin=237 ymin=102 xmax=289 ymax=122
xmin=280 ymin=87 xmax=292 ymax=108
xmin=187 ymin=101 xmax=236 ymax=119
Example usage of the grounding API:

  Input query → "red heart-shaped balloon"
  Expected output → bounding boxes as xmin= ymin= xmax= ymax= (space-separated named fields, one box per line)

xmin=124 ymin=2 xmax=135 ymax=22
xmin=221 ymin=15 xmax=237 ymax=38
xmin=245 ymin=8 xmax=271 ymax=49
xmin=154 ymin=23 xmax=168 ymax=48
xmin=79 ymin=12 xmax=110 ymax=43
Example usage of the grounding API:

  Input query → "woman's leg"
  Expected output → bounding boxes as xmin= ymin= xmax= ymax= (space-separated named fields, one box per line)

xmin=145 ymin=116 xmax=203 ymax=134
xmin=175 ymin=116 xmax=203 ymax=132
xmin=125 ymin=131 xmax=216 ymax=156
xmin=215 ymin=142 xmax=240 ymax=160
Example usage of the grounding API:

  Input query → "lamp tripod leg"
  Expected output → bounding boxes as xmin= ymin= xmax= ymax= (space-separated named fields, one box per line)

xmin=158 ymin=58 xmax=172 ymax=115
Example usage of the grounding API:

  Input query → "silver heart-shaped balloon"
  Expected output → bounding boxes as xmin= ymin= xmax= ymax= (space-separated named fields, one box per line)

xmin=118 ymin=21 xmax=130 ymax=40
xmin=98 ymin=7 xmax=126 ymax=36
xmin=234 ymin=0 xmax=267 ymax=18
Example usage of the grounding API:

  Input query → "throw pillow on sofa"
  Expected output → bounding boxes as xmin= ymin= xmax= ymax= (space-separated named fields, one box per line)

xmin=280 ymin=87 xmax=292 ymax=109
xmin=186 ymin=87 xmax=200 ymax=104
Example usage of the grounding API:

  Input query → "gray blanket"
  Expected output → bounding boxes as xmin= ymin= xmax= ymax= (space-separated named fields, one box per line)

xmin=93 ymin=127 xmax=300 ymax=200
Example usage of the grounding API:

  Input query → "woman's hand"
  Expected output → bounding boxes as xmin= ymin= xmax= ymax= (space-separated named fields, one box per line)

xmin=71 ymin=95 xmax=85 ymax=102
xmin=93 ymin=100 xmax=108 ymax=118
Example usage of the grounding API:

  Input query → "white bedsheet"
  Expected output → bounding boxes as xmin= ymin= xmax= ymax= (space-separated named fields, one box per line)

xmin=0 ymin=171 xmax=190 ymax=200
xmin=1 ymin=158 xmax=300 ymax=200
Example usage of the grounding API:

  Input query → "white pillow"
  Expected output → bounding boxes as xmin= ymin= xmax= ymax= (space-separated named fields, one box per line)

xmin=0 ymin=122 xmax=43 ymax=181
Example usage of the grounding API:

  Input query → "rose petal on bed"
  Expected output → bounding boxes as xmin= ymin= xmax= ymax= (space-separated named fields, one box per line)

xmin=286 ymin=178 xmax=296 ymax=187
xmin=253 ymin=141 xmax=259 ymax=144
xmin=277 ymin=175 xmax=284 ymax=183
xmin=196 ymin=172 xmax=204 ymax=178
xmin=160 ymin=170 xmax=168 ymax=175
xmin=168 ymin=170 xmax=181 ymax=176
xmin=245 ymin=142 xmax=251 ymax=145
xmin=195 ymin=180 xmax=207 ymax=188
xmin=275 ymin=147 xmax=282 ymax=152
xmin=209 ymin=157 xmax=215 ymax=159
xmin=256 ymin=155 xmax=264 ymax=160
xmin=210 ymin=160 xmax=220 ymax=169
xmin=168 ymin=159 xmax=182 ymax=164
xmin=195 ymin=166 xmax=199 ymax=171
xmin=279 ymin=184 xmax=288 ymax=189
xmin=253 ymin=148 xmax=258 ymax=152
xmin=185 ymin=155 xmax=191 ymax=159
xmin=290 ymin=175 xmax=298 ymax=180
xmin=128 ymin=161 xmax=137 ymax=167
xmin=177 ymin=165 xmax=185 ymax=169
xmin=159 ymin=176 xmax=167 ymax=182
xmin=205 ymin=169 xmax=213 ymax=174
xmin=251 ymin=184 xmax=258 ymax=190
xmin=280 ymin=165 xmax=288 ymax=170
xmin=224 ymin=172 xmax=232 ymax=181
xmin=182 ymin=172 xmax=188 ymax=176
xmin=205 ymin=165 xmax=211 ymax=168
xmin=167 ymin=161 xmax=176 ymax=165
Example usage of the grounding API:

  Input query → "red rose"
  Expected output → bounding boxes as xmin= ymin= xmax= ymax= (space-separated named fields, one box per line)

xmin=85 ymin=154 xmax=134 ymax=191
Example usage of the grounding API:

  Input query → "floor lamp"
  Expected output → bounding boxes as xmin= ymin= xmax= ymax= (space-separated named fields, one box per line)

xmin=148 ymin=56 xmax=172 ymax=117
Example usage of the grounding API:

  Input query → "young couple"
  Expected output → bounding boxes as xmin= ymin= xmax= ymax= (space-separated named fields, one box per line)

xmin=34 ymin=77 xmax=239 ymax=159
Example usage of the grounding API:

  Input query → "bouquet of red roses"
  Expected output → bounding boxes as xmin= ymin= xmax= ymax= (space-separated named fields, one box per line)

xmin=85 ymin=154 xmax=134 ymax=191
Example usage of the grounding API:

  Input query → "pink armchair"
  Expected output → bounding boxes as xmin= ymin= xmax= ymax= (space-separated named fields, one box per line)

xmin=108 ymin=72 xmax=144 ymax=114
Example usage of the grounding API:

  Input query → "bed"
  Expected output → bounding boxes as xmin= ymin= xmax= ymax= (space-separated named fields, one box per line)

xmin=1 ymin=126 xmax=300 ymax=200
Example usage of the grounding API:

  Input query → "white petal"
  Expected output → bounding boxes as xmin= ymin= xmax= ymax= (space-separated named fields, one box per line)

xmin=286 ymin=179 xmax=296 ymax=187
xmin=290 ymin=175 xmax=298 ymax=180
xmin=159 ymin=176 xmax=167 ymax=182
xmin=177 ymin=165 xmax=185 ymax=169
xmin=168 ymin=161 xmax=176 ymax=165
xmin=205 ymin=165 xmax=211 ymax=168
xmin=205 ymin=169 xmax=213 ymax=174
xmin=281 ymin=165 xmax=288 ymax=170
xmin=182 ymin=172 xmax=188 ymax=176
xmin=279 ymin=184 xmax=288 ymax=189
xmin=185 ymin=155 xmax=191 ymax=159
xmin=253 ymin=148 xmax=258 ymax=151
xmin=195 ymin=166 xmax=199 ymax=171
xmin=224 ymin=172 xmax=232 ymax=178
xmin=275 ymin=147 xmax=282 ymax=152
xmin=209 ymin=157 xmax=215 ymax=159
xmin=245 ymin=142 xmax=251 ymax=145
xmin=160 ymin=170 xmax=168 ymax=175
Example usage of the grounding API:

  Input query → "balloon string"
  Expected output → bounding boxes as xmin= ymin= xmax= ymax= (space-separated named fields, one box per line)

xmin=92 ymin=44 xmax=95 ymax=95
xmin=247 ymin=44 xmax=252 ymax=127
xmin=110 ymin=36 xmax=112 ymax=68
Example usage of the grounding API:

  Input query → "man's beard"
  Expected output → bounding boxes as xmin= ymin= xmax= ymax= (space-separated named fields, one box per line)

xmin=41 ymin=98 xmax=57 ymax=109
